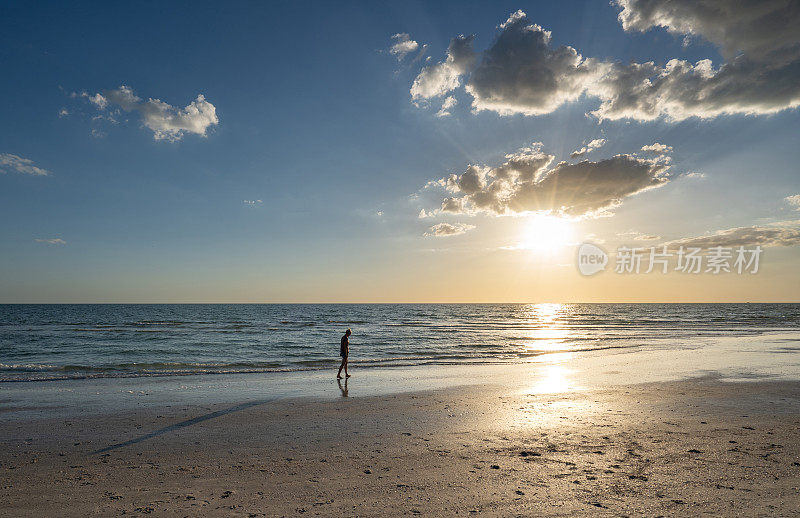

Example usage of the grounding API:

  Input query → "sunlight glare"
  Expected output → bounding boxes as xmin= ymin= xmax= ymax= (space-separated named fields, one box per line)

xmin=527 ymin=364 xmax=576 ymax=394
xmin=520 ymin=215 xmax=574 ymax=253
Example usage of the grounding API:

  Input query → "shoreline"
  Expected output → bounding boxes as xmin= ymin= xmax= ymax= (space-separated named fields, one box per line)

xmin=2 ymin=327 xmax=797 ymax=384
xmin=3 ymin=330 xmax=800 ymax=420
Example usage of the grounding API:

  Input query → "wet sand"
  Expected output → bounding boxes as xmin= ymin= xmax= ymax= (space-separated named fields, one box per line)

xmin=2 ymin=370 xmax=800 ymax=516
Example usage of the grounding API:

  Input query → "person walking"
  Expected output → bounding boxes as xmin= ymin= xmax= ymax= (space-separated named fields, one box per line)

xmin=337 ymin=328 xmax=351 ymax=379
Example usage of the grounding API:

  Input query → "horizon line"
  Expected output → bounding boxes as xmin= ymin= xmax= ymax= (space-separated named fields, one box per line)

xmin=2 ymin=301 xmax=799 ymax=305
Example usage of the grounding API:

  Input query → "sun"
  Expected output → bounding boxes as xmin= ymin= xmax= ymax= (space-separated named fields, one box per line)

xmin=520 ymin=215 xmax=574 ymax=252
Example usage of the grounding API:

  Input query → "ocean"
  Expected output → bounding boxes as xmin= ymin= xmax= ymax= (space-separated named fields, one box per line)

xmin=1 ymin=303 xmax=799 ymax=382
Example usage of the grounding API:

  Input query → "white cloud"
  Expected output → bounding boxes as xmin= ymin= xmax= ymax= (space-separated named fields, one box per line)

xmin=422 ymin=142 xmax=669 ymax=219
xmin=74 ymin=90 xmax=107 ymax=109
xmin=92 ymin=112 xmax=119 ymax=124
xmin=411 ymin=35 xmax=476 ymax=101
xmin=140 ymin=96 xmax=218 ymax=142
xmin=58 ymin=108 xmax=69 ymax=117
xmin=641 ymin=142 xmax=672 ymax=154
xmin=389 ymin=33 xmax=419 ymax=61
xmin=570 ymin=138 xmax=606 ymax=158
xmin=85 ymin=85 xmax=219 ymax=142
xmin=35 ymin=238 xmax=66 ymax=245
xmin=243 ymin=199 xmax=263 ymax=206
xmin=424 ymin=222 xmax=475 ymax=237
xmin=436 ymin=96 xmax=457 ymax=117
xmin=786 ymin=194 xmax=800 ymax=210
xmin=0 ymin=153 xmax=51 ymax=176
xmin=682 ymin=171 xmax=706 ymax=179
xmin=87 ymin=92 xmax=108 ymax=109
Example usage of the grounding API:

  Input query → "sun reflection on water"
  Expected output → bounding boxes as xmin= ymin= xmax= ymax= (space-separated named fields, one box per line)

xmin=505 ymin=304 xmax=594 ymax=427
xmin=520 ymin=304 xmax=581 ymax=395
xmin=525 ymin=302 xmax=562 ymax=324
xmin=520 ymin=303 xmax=573 ymax=354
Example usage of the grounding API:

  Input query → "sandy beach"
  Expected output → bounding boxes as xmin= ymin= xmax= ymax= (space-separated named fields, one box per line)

xmin=3 ymin=340 xmax=800 ymax=517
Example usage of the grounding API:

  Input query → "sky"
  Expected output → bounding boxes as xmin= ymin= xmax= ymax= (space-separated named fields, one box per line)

xmin=1 ymin=0 xmax=799 ymax=303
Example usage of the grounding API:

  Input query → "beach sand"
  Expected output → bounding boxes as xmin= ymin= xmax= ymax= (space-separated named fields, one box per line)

xmin=2 ymin=363 xmax=800 ymax=516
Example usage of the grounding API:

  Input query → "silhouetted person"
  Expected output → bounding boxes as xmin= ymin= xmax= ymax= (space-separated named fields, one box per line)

xmin=337 ymin=328 xmax=351 ymax=379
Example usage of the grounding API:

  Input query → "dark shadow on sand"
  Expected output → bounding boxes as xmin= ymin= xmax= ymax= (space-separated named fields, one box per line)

xmin=92 ymin=398 xmax=274 ymax=454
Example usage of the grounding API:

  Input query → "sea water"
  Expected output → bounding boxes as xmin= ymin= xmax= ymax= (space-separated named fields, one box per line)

xmin=1 ymin=303 xmax=799 ymax=381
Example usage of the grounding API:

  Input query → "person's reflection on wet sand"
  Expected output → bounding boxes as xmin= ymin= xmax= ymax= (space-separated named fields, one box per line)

xmin=337 ymin=377 xmax=348 ymax=397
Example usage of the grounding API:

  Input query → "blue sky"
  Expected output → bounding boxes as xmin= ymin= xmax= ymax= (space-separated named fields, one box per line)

xmin=1 ymin=0 xmax=799 ymax=302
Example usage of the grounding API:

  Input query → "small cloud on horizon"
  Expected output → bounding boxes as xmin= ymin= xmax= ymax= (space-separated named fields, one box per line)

xmin=35 ymin=238 xmax=66 ymax=245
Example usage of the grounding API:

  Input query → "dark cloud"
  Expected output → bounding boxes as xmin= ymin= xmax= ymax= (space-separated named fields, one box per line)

xmin=425 ymin=143 xmax=669 ymax=219
xmin=593 ymin=49 xmax=800 ymax=120
xmin=666 ymin=224 xmax=800 ymax=248
xmin=616 ymin=0 xmax=799 ymax=58
xmin=409 ymin=4 xmax=800 ymax=121
xmin=465 ymin=11 xmax=608 ymax=116
xmin=596 ymin=0 xmax=800 ymax=120
xmin=506 ymin=155 xmax=669 ymax=216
